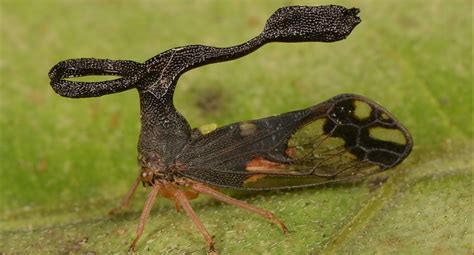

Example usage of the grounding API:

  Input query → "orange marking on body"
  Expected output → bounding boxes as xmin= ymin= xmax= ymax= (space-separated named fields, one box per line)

xmin=156 ymin=182 xmax=200 ymax=212
xmin=244 ymin=174 xmax=267 ymax=184
xmin=157 ymin=182 xmax=177 ymax=199
xmin=285 ymin=147 xmax=297 ymax=158
xmin=246 ymin=156 xmax=286 ymax=172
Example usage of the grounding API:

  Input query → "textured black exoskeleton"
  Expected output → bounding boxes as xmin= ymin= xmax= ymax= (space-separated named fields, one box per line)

xmin=49 ymin=5 xmax=412 ymax=253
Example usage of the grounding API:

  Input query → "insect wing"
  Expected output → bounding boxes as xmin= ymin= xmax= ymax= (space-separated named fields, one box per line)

xmin=176 ymin=94 xmax=412 ymax=190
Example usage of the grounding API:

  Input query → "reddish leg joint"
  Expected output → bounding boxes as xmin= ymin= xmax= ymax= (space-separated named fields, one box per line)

xmin=190 ymin=182 xmax=288 ymax=234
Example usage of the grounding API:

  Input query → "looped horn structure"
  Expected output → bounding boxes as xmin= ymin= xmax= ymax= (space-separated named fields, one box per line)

xmin=49 ymin=5 xmax=360 ymax=99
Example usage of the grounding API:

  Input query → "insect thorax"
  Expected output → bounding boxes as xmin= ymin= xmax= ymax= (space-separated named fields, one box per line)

xmin=138 ymin=152 xmax=178 ymax=186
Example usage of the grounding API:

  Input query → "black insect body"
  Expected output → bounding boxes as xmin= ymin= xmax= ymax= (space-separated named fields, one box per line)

xmin=48 ymin=5 xmax=412 ymax=253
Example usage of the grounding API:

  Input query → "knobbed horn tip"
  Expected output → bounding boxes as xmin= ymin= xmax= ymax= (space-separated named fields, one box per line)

xmin=262 ymin=5 xmax=361 ymax=43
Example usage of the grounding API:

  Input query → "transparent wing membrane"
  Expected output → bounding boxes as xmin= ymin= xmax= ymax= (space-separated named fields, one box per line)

xmin=178 ymin=94 xmax=412 ymax=190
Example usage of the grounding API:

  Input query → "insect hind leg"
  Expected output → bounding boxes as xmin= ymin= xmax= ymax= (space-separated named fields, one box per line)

xmin=190 ymin=182 xmax=289 ymax=234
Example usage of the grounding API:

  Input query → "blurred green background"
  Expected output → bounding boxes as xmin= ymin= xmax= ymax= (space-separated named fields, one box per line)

xmin=0 ymin=0 xmax=472 ymax=254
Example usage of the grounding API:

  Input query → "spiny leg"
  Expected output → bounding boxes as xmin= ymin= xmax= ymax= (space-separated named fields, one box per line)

xmin=109 ymin=177 xmax=141 ymax=215
xmin=190 ymin=182 xmax=288 ymax=234
xmin=175 ymin=189 xmax=216 ymax=253
xmin=129 ymin=184 xmax=159 ymax=252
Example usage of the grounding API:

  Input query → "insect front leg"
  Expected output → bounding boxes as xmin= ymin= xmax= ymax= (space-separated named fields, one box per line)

xmin=129 ymin=184 xmax=160 ymax=252
xmin=190 ymin=182 xmax=289 ymax=234
xmin=109 ymin=177 xmax=141 ymax=215
xmin=174 ymin=189 xmax=217 ymax=254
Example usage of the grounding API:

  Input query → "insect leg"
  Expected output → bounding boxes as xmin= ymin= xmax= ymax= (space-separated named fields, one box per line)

xmin=129 ymin=184 xmax=159 ymax=252
xmin=109 ymin=177 xmax=141 ymax=215
xmin=175 ymin=189 xmax=216 ymax=253
xmin=190 ymin=183 xmax=288 ymax=234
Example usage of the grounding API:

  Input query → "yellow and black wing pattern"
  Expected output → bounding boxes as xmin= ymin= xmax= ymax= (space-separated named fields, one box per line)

xmin=176 ymin=94 xmax=413 ymax=190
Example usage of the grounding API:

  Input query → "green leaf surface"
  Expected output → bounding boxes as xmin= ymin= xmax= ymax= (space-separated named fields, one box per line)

xmin=1 ymin=0 xmax=472 ymax=254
